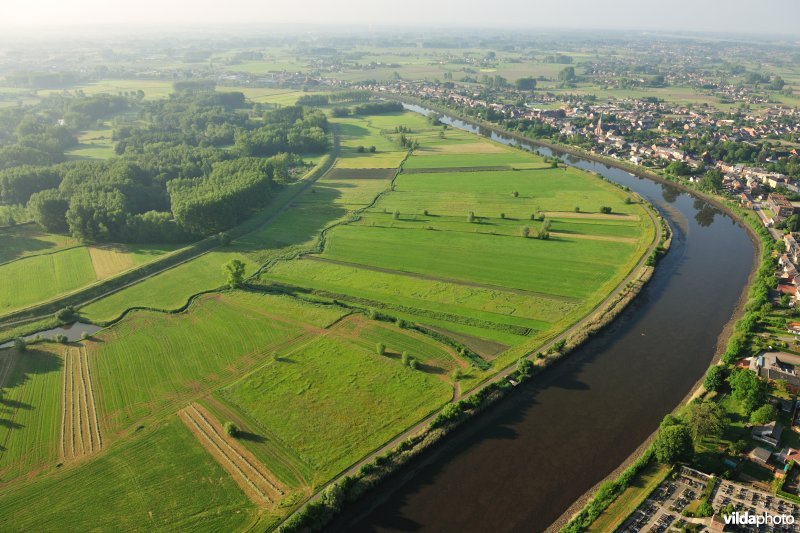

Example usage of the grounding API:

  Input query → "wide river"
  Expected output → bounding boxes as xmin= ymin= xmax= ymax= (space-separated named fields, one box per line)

xmin=333 ymin=104 xmax=756 ymax=532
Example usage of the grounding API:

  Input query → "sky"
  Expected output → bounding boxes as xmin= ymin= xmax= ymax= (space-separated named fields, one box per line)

xmin=2 ymin=0 xmax=798 ymax=35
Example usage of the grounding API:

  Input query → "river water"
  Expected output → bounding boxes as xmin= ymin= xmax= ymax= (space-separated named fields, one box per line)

xmin=335 ymin=104 xmax=756 ymax=532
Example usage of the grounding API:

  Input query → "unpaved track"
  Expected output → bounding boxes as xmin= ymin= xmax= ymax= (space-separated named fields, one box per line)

xmin=60 ymin=346 xmax=102 ymax=461
xmin=179 ymin=403 xmax=284 ymax=506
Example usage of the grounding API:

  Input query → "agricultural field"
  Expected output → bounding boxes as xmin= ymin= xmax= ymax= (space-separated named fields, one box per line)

xmin=216 ymin=315 xmax=454 ymax=483
xmin=259 ymin=109 xmax=655 ymax=371
xmin=0 ymin=232 xmax=176 ymax=316
xmin=0 ymin=420 xmax=256 ymax=531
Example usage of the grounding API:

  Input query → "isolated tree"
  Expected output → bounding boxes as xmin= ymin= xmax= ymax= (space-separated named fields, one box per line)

xmin=512 ymin=191 xmax=519 ymax=198
xmin=223 ymin=259 xmax=246 ymax=289
xmin=558 ymin=66 xmax=576 ymax=82
xmin=521 ymin=226 xmax=530 ymax=238
xmin=408 ymin=359 xmax=419 ymax=370
xmin=451 ymin=368 xmax=462 ymax=381
xmin=393 ymin=210 xmax=400 ymax=220
xmin=401 ymin=351 xmax=410 ymax=366
xmin=653 ymin=424 xmax=693 ymax=465
xmin=468 ymin=211 xmax=475 ymax=223
xmin=686 ymin=400 xmax=725 ymax=441
xmin=223 ymin=421 xmax=239 ymax=438
xmin=515 ymin=77 xmax=537 ymax=91
xmin=750 ymin=404 xmax=777 ymax=425
xmin=703 ymin=365 xmax=725 ymax=392
xmin=600 ymin=206 xmax=612 ymax=214
xmin=376 ymin=342 xmax=386 ymax=356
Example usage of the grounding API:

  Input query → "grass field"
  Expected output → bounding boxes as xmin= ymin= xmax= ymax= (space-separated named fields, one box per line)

xmin=0 ymin=420 xmax=255 ymax=531
xmin=0 ymin=345 xmax=63 ymax=482
xmin=0 ymin=224 xmax=78 ymax=263
xmin=90 ymin=291 xmax=346 ymax=434
xmin=218 ymin=318 xmax=453 ymax=482
xmin=0 ymin=239 xmax=176 ymax=316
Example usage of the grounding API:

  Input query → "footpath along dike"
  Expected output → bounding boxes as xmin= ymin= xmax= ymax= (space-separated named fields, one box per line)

xmin=274 ymin=116 xmax=670 ymax=533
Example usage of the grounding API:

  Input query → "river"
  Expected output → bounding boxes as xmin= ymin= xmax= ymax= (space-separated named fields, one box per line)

xmin=333 ymin=104 xmax=756 ymax=532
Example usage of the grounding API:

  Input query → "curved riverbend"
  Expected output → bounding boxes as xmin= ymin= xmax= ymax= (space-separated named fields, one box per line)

xmin=334 ymin=105 xmax=756 ymax=532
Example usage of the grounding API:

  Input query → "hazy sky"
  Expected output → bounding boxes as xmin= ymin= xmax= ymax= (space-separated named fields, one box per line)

xmin=3 ymin=0 xmax=799 ymax=35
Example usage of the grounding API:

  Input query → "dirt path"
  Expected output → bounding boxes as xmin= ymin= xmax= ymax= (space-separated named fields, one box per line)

xmin=60 ymin=346 xmax=102 ymax=461
xmin=178 ymin=403 xmax=284 ymax=506
xmin=303 ymin=255 xmax=581 ymax=303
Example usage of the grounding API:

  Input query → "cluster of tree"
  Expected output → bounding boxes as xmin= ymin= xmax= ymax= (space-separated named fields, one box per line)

xmin=5 ymin=91 xmax=329 ymax=243
xmin=543 ymin=54 xmax=573 ymax=64
xmin=296 ymin=94 xmax=329 ymax=106
xmin=351 ymin=101 xmax=403 ymax=115
xmin=168 ymin=156 xmax=286 ymax=236
xmin=234 ymin=106 xmax=328 ymax=157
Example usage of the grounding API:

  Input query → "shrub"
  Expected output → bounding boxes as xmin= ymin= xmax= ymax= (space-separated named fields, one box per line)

xmin=13 ymin=337 xmax=26 ymax=352
xmin=368 ymin=146 xmax=376 ymax=153
xmin=80 ymin=331 xmax=90 ymax=341
xmin=396 ymin=318 xmax=406 ymax=328
xmin=55 ymin=306 xmax=77 ymax=324
xmin=54 ymin=334 xmax=68 ymax=343
xmin=356 ymin=145 xmax=365 ymax=153
xmin=408 ymin=359 xmax=419 ymax=370
xmin=521 ymin=226 xmax=530 ymax=238
xmin=574 ymin=206 xmax=581 ymax=213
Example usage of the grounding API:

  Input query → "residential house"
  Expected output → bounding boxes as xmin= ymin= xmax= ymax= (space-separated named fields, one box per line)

xmin=752 ymin=421 xmax=783 ymax=447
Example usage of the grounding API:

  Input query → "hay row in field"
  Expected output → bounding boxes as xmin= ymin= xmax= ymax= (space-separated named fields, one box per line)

xmin=179 ymin=403 xmax=284 ymax=506
xmin=60 ymin=347 xmax=102 ymax=461
xmin=326 ymin=167 xmax=397 ymax=180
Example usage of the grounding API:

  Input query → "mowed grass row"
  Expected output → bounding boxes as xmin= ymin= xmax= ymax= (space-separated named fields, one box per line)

xmin=0 ymin=420 xmax=255 ymax=532
xmin=90 ymin=292 xmax=348 ymax=434
xmin=0 ymin=346 xmax=63 ymax=482
xmin=217 ymin=325 xmax=453 ymax=482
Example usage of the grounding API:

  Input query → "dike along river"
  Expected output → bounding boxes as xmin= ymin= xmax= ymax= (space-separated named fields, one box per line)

xmin=333 ymin=104 xmax=756 ymax=532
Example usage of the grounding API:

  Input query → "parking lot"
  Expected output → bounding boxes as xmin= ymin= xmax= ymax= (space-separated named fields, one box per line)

xmin=711 ymin=480 xmax=799 ymax=533
xmin=617 ymin=467 xmax=711 ymax=532
xmin=617 ymin=467 xmax=800 ymax=532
